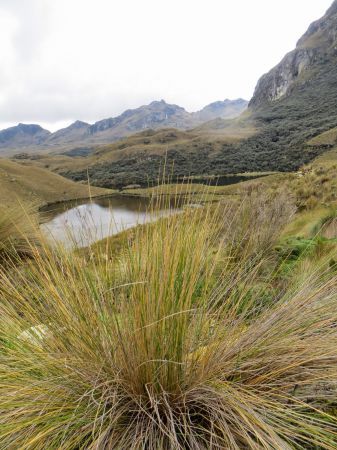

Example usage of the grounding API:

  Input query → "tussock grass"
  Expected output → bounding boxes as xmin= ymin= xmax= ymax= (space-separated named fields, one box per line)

xmin=0 ymin=201 xmax=337 ymax=448
xmin=0 ymin=204 xmax=40 ymax=265
xmin=222 ymin=188 xmax=296 ymax=260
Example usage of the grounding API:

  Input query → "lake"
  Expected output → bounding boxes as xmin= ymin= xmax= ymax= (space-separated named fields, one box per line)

xmin=41 ymin=195 xmax=177 ymax=247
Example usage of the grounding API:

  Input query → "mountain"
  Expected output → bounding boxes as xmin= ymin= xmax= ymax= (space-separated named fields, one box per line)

xmin=86 ymin=99 xmax=248 ymax=142
xmin=250 ymin=1 xmax=337 ymax=108
xmin=0 ymin=124 xmax=50 ymax=150
xmin=87 ymin=100 xmax=194 ymax=141
xmin=193 ymin=99 xmax=248 ymax=122
xmin=54 ymin=0 xmax=337 ymax=189
xmin=0 ymin=99 xmax=247 ymax=153
xmin=46 ymin=120 xmax=90 ymax=145
xmin=239 ymin=0 xmax=337 ymax=170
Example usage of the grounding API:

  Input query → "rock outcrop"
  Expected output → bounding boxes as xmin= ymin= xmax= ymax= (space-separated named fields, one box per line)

xmin=249 ymin=0 xmax=337 ymax=108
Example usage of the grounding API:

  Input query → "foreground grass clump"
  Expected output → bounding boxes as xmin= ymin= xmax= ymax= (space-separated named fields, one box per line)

xmin=1 ymin=205 xmax=337 ymax=449
xmin=0 ymin=204 xmax=40 ymax=265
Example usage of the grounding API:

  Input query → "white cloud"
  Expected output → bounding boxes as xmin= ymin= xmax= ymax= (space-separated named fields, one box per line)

xmin=0 ymin=0 xmax=333 ymax=131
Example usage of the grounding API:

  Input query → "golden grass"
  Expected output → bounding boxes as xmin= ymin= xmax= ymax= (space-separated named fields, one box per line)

xmin=307 ymin=127 xmax=337 ymax=147
xmin=121 ymin=172 xmax=289 ymax=203
xmin=0 ymin=203 xmax=41 ymax=265
xmin=0 ymin=158 xmax=112 ymax=208
xmin=1 ymin=198 xmax=337 ymax=448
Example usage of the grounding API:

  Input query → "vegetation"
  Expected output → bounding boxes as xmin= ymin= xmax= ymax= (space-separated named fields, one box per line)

xmin=1 ymin=191 xmax=337 ymax=448
xmin=0 ymin=204 xmax=40 ymax=265
xmin=1 ymin=4 xmax=337 ymax=445
xmin=0 ymin=158 xmax=112 ymax=209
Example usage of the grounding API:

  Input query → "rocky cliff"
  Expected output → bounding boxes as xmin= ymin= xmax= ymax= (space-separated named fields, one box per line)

xmin=250 ymin=0 xmax=337 ymax=108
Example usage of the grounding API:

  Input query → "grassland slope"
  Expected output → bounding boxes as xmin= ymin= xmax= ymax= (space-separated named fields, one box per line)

xmin=0 ymin=159 xmax=111 ymax=208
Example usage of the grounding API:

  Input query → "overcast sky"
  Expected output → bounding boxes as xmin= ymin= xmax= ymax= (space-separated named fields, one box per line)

xmin=0 ymin=0 xmax=333 ymax=131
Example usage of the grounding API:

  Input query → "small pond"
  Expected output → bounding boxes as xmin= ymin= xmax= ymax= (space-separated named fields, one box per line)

xmin=41 ymin=195 xmax=177 ymax=247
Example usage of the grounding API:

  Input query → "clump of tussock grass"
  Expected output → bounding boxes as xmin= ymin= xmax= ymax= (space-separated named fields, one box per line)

xmin=222 ymin=188 xmax=296 ymax=260
xmin=0 ymin=203 xmax=40 ymax=266
xmin=0 ymin=202 xmax=337 ymax=449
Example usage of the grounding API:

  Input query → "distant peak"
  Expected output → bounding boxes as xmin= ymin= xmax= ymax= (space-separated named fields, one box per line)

xmin=70 ymin=120 xmax=90 ymax=128
xmin=18 ymin=123 xmax=42 ymax=129
xmin=201 ymin=99 xmax=248 ymax=110
xmin=16 ymin=123 xmax=50 ymax=134
xmin=150 ymin=99 xmax=167 ymax=106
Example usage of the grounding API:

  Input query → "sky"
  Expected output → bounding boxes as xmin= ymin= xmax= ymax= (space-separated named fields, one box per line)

xmin=0 ymin=0 xmax=333 ymax=131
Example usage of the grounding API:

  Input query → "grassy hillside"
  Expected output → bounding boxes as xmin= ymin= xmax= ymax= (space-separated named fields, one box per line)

xmin=11 ymin=124 xmax=258 ymax=189
xmin=0 ymin=158 xmax=112 ymax=208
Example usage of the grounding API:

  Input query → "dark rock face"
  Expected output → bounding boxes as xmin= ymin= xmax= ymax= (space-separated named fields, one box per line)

xmin=297 ymin=0 xmax=337 ymax=47
xmin=89 ymin=117 xmax=121 ymax=134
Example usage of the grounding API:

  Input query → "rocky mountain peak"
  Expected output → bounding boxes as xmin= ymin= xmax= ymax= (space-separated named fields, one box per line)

xmin=0 ymin=123 xmax=50 ymax=147
xmin=249 ymin=1 xmax=337 ymax=109
xmin=149 ymin=99 xmax=186 ymax=113
xmin=70 ymin=120 xmax=90 ymax=129
xmin=17 ymin=123 xmax=48 ymax=134
xmin=150 ymin=99 xmax=166 ymax=106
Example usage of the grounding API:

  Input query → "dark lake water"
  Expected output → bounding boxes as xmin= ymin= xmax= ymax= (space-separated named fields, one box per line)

xmin=41 ymin=195 xmax=176 ymax=247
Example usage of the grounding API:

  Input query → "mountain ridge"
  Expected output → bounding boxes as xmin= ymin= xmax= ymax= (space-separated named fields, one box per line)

xmin=0 ymin=99 xmax=248 ymax=152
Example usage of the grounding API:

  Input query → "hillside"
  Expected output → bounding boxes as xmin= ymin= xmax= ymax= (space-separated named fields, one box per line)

xmin=13 ymin=122 xmax=257 ymax=188
xmin=0 ymin=99 xmax=247 ymax=153
xmin=0 ymin=159 xmax=111 ymax=208
xmin=244 ymin=0 xmax=337 ymax=166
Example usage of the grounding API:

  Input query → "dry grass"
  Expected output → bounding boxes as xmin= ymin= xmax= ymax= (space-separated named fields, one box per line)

xmin=0 ymin=201 xmax=337 ymax=448
xmin=0 ymin=203 xmax=41 ymax=265
xmin=221 ymin=188 xmax=296 ymax=259
xmin=0 ymin=158 xmax=111 ymax=208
